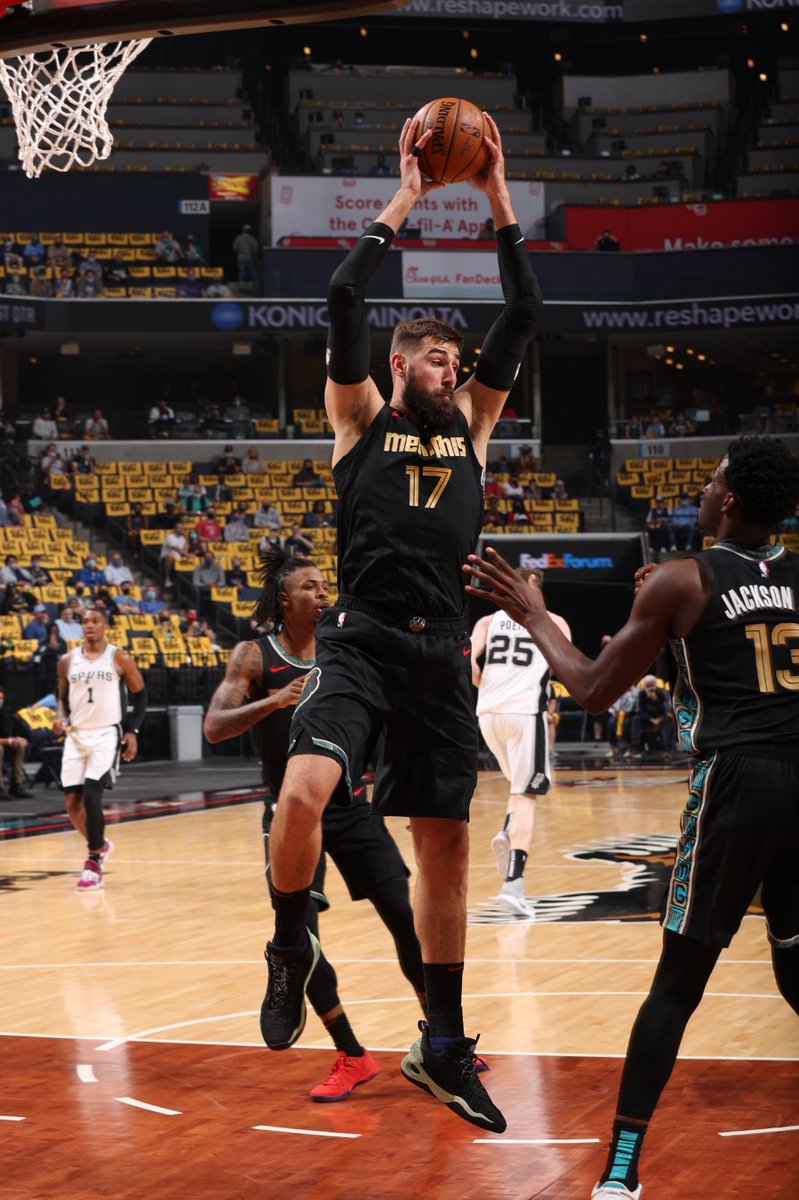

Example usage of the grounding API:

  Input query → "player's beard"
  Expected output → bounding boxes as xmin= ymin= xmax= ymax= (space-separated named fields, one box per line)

xmin=403 ymin=365 xmax=457 ymax=437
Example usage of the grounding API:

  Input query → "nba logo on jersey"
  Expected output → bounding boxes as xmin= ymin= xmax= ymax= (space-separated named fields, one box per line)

xmin=337 ymin=612 xmax=347 ymax=628
xmin=759 ymin=560 xmax=770 ymax=578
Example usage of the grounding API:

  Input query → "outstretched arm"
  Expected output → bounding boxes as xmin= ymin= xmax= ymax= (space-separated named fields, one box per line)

xmin=325 ymin=118 xmax=439 ymax=454
xmin=464 ymin=548 xmax=709 ymax=713
xmin=203 ymin=640 xmax=305 ymax=743
xmin=456 ymin=114 xmax=542 ymax=463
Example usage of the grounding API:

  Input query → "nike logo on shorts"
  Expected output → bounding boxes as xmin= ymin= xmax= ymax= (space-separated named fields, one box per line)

xmin=270 ymin=665 xmax=291 ymax=673
xmin=362 ymin=234 xmax=385 ymax=244
xmin=463 ymin=646 xmax=472 ymax=656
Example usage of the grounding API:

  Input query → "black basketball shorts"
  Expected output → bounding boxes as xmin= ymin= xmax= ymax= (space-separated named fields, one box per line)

xmin=662 ymin=744 xmax=799 ymax=948
xmin=288 ymin=604 xmax=479 ymax=821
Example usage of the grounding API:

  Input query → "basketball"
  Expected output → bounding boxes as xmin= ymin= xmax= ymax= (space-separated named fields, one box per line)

xmin=412 ymin=97 xmax=489 ymax=184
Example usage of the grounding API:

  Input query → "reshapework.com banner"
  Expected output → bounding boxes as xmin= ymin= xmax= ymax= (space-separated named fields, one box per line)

xmin=378 ymin=0 xmax=799 ymax=22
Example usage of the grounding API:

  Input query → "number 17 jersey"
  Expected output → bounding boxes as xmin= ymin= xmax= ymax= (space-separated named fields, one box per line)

xmin=476 ymin=610 xmax=552 ymax=717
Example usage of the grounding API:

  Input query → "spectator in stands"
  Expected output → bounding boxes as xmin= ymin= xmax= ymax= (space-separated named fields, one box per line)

xmin=182 ymin=234 xmax=204 ymax=267
xmin=516 ymin=443 xmax=537 ymax=472
xmin=483 ymin=496 xmax=507 ymax=528
xmin=208 ymin=474 xmax=233 ymax=504
xmin=19 ymin=480 xmax=44 ymax=515
xmin=0 ymin=554 xmax=32 ymax=585
xmin=53 ymin=396 xmax=70 ymax=429
xmin=177 ymin=268 xmax=205 ymax=299
xmin=83 ymin=408 xmax=110 ymax=440
xmin=5 ymin=493 xmax=25 ymax=525
xmin=67 ymin=583 xmax=92 ymax=613
xmin=141 ymin=586 xmax=167 ymax=616
xmin=668 ymin=409 xmax=695 ymax=437
xmin=3 ymin=274 xmax=27 ymax=297
xmin=501 ymin=474 xmax=524 ymax=499
xmin=104 ymin=249 xmax=131 ymax=287
xmin=28 ymin=556 xmax=51 ymax=585
xmin=483 ymin=471 xmax=502 ymax=500
xmin=0 ymin=686 xmax=33 ymax=800
xmin=202 ymin=404 xmax=229 ymax=438
xmin=258 ymin=531 xmax=282 ymax=555
xmin=285 ymin=524 xmax=314 ymax=556
xmin=628 ymin=676 xmax=675 ymax=759
xmin=645 ymin=496 xmax=674 ymax=559
xmin=70 ymin=445 xmax=96 ymax=476
xmin=552 ymin=478 xmax=569 ymax=502
xmin=153 ymin=499 xmax=180 ymax=531
xmin=215 ymin=445 xmax=241 ymax=475
xmin=369 ymin=154 xmax=392 ymax=177
xmin=2 ymin=238 xmax=22 ymax=270
xmin=186 ymin=527 xmax=203 ymax=559
xmin=594 ymin=229 xmax=621 ymax=252
xmin=226 ymin=556 xmax=248 ymax=587
xmin=253 ymin=497 xmax=283 ymax=531
xmin=232 ymin=224 xmax=259 ymax=288
xmin=104 ymin=551 xmax=133 ymax=587
xmin=181 ymin=481 xmax=208 ymax=515
xmin=0 ymin=498 xmax=10 ymax=528
xmin=292 ymin=458 xmax=323 ymax=488
xmin=154 ymin=230 xmax=182 ymax=264
xmin=29 ymin=267 xmax=53 ymax=298
xmin=224 ymin=507 xmax=251 ymax=543
xmin=115 ymin=583 xmax=140 ymax=614
xmin=607 ymin=684 xmax=639 ymax=759
xmin=477 ymin=217 xmax=496 ymax=240
xmin=192 ymin=551 xmax=226 ymax=594
xmin=55 ymin=271 xmax=75 ymax=298
xmin=32 ymin=406 xmax=58 ymax=441
xmin=1 ymin=583 xmax=36 ymax=615
xmin=38 ymin=443 xmax=65 ymax=479
xmin=351 ymin=111 xmax=369 ymax=128
xmin=160 ymin=521 xmax=188 ymax=587
xmin=76 ymin=555 xmax=104 ymax=590
xmin=148 ymin=395 xmax=175 ymax=437
xmin=205 ymin=279 xmax=233 ymax=299
xmin=126 ymin=502 xmax=149 ymax=551
xmin=624 ymin=164 xmax=641 ymax=181
xmin=48 ymin=239 xmax=71 ymax=272
xmin=76 ymin=269 xmax=104 ymax=298
xmin=670 ymin=491 xmax=702 ymax=552
xmin=24 ymin=604 xmax=50 ymax=646
xmin=226 ymin=395 xmax=252 ymax=440
xmin=23 ymin=233 xmax=45 ymax=266
xmin=196 ymin=507 xmax=223 ymax=545
xmin=242 ymin=446 xmax=264 ymax=475
xmin=508 ymin=497 xmax=530 ymax=526
xmin=302 ymin=499 xmax=330 ymax=529
xmin=56 ymin=605 xmax=82 ymax=641
xmin=644 ymin=413 xmax=666 ymax=439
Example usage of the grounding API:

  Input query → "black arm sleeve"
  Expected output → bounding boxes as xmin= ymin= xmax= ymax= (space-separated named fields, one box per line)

xmin=474 ymin=223 xmax=542 ymax=392
xmin=123 ymin=685 xmax=147 ymax=735
xmin=325 ymin=222 xmax=394 ymax=384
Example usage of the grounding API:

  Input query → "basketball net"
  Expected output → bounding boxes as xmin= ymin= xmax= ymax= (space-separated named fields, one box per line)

xmin=0 ymin=39 xmax=152 ymax=178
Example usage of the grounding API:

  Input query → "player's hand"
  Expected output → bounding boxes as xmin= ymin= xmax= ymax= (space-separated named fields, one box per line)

xmin=467 ymin=113 xmax=506 ymax=195
xmin=634 ymin=563 xmax=658 ymax=592
xmin=273 ymin=676 xmax=308 ymax=710
xmin=53 ymin=718 xmax=66 ymax=736
xmin=463 ymin=547 xmax=545 ymax=627
xmin=399 ymin=117 xmax=443 ymax=198
xmin=121 ymin=732 xmax=138 ymax=762
xmin=11 ymin=736 xmax=27 ymax=749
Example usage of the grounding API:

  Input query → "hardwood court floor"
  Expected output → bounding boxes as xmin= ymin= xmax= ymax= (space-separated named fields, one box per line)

xmin=1 ymin=759 xmax=797 ymax=1199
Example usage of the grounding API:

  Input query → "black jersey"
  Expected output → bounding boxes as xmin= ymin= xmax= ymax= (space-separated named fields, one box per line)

xmin=670 ymin=542 xmax=799 ymax=752
xmin=253 ymin=634 xmax=314 ymax=791
xmin=333 ymin=404 xmax=484 ymax=618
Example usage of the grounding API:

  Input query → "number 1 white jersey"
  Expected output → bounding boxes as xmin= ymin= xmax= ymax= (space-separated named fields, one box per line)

xmin=67 ymin=643 xmax=123 ymax=730
xmin=476 ymin=610 xmax=567 ymax=717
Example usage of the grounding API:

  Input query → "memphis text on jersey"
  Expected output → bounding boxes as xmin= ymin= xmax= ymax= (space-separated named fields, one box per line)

xmin=383 ymin=431 xmax=467 ymax=459
xmin=720 ymin=582 xmax=795 ymax=621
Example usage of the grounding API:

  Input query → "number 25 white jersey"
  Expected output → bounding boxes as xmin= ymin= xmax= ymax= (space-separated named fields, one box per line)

xmin=67 ymin=643 xmax=123 ymax=730
xmin=476 ymin=609 xmax=571 ymax=717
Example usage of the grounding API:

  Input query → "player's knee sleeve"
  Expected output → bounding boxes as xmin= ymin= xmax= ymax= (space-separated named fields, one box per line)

xmin=306 ymin=948 xmax=340 ymax=1017
xmin=370 ymin=876 xmax=425 ymax=994
xmin=82 ymin=777 xmax=105 ymax=850
xmin=770 ymin=938 xmax=799 ymax=1014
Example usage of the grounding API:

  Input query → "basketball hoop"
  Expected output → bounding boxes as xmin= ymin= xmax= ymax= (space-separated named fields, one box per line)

xmin=0 ymin=38 xmax=152 ymax=178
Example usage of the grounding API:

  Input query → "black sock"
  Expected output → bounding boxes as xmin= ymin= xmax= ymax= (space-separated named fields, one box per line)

xmin=601 ymin=1118 xmax=647 ymax=1190
xmin=270 ymin=881 xmax=312 ymax=949
xmin=88 ymin=851 xmax=102 ymax=865
xmin=506 ymin=848 xmax=527 ymax=882
xmin=423 ymin=962 xmax=464 ymax=1047
xmin=323 ymin=1012 xmax=364 ymax=1057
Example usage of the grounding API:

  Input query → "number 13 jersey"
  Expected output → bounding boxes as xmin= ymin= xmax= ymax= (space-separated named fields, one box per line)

xmin=333 ymin=404 xmax=484 ymax=618
xmin=477 ymin=610 xmax=553 ymax=717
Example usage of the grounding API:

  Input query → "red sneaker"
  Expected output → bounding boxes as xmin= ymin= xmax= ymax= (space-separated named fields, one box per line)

xmin=309 ymin=1050 xmax=380 ymax=1102
xmin=76 ymin=859 xmax=103 ymax=890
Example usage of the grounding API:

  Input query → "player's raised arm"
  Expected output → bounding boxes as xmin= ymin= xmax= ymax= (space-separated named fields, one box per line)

xmin=325 ymin=118 xmax=439 ymax=456
xmin=456 ymin=114 xmax=542 ymax=463
xmin=204 ymin=639 xmax=305 ymax=744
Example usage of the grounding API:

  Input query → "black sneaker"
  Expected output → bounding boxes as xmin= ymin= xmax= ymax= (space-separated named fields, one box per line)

xmin=260 ymin=928 xmax=320 ymax=1051
xmin=400 ymin=1020 xmax=506 ymax=1133
xmin=10 ymin=783 xmax=33 ymax=799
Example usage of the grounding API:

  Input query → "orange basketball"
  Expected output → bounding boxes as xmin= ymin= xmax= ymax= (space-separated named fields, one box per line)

xmin=412 ymin=97 xmax=489 ymax=184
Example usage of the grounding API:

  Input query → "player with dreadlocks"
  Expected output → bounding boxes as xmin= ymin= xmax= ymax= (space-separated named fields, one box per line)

xmin=205 ymin=546 xmax=432 ymax=1101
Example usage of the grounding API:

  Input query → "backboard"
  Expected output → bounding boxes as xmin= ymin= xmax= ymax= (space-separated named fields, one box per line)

xmin=0 ymin=0 xmax=404 ymax=57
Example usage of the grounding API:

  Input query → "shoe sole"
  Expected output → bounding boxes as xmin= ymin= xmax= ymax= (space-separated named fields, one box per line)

xmin=490 ymin=833 xmax=510 ymax=880
xmin=400 ymin=1043 xmax=506 ymax=1133
xmin=591 ymin=1184 xmax=643 ymax=1199
xmin=310 ymin=1064 xmax=380 ymax=1102
xmin=260 ymin=929 xmax=321 ymax=1051
xmin=77 ymin=879 xmax=103 ymax=890
xmin=495 ymin=892 xmax=535 ymax=918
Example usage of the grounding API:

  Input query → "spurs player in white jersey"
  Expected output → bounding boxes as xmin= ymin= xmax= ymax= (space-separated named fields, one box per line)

xmin=470 ymin=567 xmax=571 ymax=914
xmin=55 ymin=605 xmax=146 ymax=890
